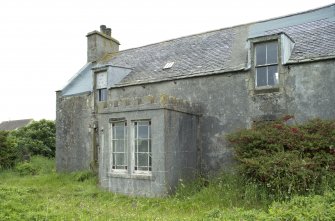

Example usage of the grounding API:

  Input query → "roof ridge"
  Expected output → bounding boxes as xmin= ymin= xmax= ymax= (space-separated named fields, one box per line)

xmin=116 ymin=3 xmax=334 ymax=54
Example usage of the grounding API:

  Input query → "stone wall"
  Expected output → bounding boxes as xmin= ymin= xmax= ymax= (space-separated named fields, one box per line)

xmin=56 ymin=92 xmax=94 ymax=171
xmin=56 ymin=59 xmax=335 ymax=184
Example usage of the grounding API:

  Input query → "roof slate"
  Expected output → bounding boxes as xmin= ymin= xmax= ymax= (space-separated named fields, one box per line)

xmin=0 ymin=119 xmax=33 ymax=131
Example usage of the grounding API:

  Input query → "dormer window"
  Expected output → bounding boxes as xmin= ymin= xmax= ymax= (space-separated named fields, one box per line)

xmin=255 ymin=41 xmax=278 ymax=87
xmin=96 ymin=72 xmax=107 ymax=102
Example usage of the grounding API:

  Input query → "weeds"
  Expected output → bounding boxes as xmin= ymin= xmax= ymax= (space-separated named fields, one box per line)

xmin=1 ymin=156 xmax=335 ymax=220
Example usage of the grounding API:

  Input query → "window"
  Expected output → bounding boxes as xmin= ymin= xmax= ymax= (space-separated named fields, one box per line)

xmin=98 ymin=88 xmax=107 ymax=101
xmin=134 ymin=121 xmax=152 ymax=172
xmin=255 ymin=41 xmax=278 ymax=87
xmin=111 ymin=121 xmax=127 ymax=170
xmin=96 ymin=72 xmax=107 ymax=101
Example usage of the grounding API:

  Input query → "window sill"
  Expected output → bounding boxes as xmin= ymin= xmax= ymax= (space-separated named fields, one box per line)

xmin=108 ymin=172 xmax=153 ymax=180
xmin=254 ymin=85 xmax=279 ymax=94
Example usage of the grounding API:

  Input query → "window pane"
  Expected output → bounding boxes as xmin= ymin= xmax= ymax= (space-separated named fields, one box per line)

xmin=138 ymin=125 xmax=149 ymax=139
xmin=134 ymin=120 xmax=151 ymax=172
xmin=111 ymin=121 xmax=127 ymax=170
xmin=267 ymin=42 xmax=278 ymax=64
xmin=268 ymin=65 xmax=278 ymax=86
xmin=115 ymin=153 xmax=125 ymax=166
xmin=114 ymin=122 xmax=124 ymax=127
xmin=138 ymin=140 xmax=149 ymax=152
xmin=256 ymin=67 xmax=267 ymax=87
xmin=98 ymin=88 xmax=107 ymax=101
xmin=138 ymin=153 xmax=149 ymax=167
xmin=114 ymin=126 xmax=124 ymax=139
xmin=256 ymin=44 xmax=266 ymax=65
xmin=138 ymin=121 xmax=149 ymax=126
xmin=114 ymin=140 xmax=124 ymax=152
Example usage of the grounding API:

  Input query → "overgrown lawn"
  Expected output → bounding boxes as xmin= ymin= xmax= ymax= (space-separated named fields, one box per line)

xmin=1 ymin=156 xmax=334 ymax=220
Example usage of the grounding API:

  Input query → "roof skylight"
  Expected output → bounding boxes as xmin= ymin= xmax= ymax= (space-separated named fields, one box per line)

xmin=163 ymin=62 xmax=174 ymax=69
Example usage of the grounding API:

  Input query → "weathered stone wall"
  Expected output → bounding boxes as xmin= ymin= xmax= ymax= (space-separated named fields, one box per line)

xmin=164 ymin=109 xmax=198 ymax=191
xmin=286 ymin=60 xmax=335 ymax=121
xmin=109 ymin=60 xmax=335 ymax=173
xmin=110 ymin=73 xmax=250 ymax=173
xmin=56 ymin=92 xmax=94 ymax=171
xmin=56 ymin=59 xmax=335 ymax=181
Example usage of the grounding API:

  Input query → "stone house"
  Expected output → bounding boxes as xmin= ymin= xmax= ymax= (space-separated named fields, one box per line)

xmin=56 ymin=4 xmax=335 ymax=197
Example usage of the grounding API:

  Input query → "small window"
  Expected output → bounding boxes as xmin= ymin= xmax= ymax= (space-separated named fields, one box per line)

xmin=133 ymin=121 xmax=152 ymax=172
xmin=97 ymin=88 xmax=107 ymax=101
xmin=111 ymin=121 xmax=128 ymax=170
xmin=96 ymin=72 xmax=107 ymax=101
xmin=255 ymin=41 xmax=278 ymax=87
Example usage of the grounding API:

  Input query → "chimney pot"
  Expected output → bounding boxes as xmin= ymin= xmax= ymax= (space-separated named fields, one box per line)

xmin=105 ymin=28 xmax=111 ymax=37
xmin=100 ymin=25 xmax=107 ymax=33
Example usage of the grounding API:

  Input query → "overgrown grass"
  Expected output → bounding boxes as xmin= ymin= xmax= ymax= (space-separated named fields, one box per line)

xmin=1 ymin=156 xmax=334 ymax=220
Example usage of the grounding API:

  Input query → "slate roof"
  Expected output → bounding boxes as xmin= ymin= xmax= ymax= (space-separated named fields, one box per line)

xmin=99 ymin=27 xmax=242 ymax=86
xmin=62 ymin=4 xmax=335 ymax=95
xmin=265 ymin=19 xmax=335 ymax=62
xmin=94 ymin=4 xmax=335 ymax=87
xmin=0 ymin=119 xmax=33 ymax=131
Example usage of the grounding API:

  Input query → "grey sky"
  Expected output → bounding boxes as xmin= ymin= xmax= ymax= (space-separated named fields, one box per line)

xmin=0 ymin=0 xmax=333 ymax=122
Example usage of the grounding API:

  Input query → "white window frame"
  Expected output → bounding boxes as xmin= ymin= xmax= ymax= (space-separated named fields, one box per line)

xmin=131 ymin=120 xmax=152 ymax=175
xmin=255 ymin=41 xmax=279 ymax=88
xmin=110 ymin=121 xmax=128 ymax=172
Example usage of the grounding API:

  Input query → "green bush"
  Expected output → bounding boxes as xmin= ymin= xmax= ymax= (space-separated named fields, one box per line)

xmin=15 ymin=161 xmax=38 ymax=176
xmin=14 ymin=156 xmax=54 ymax=176
xmin=227 ymin=117 xmax=335 ymax=198
xmin=0 ymin=131 xmax=18 ymax=169
xmin=11 ymin=119 xmax=55 ymax=158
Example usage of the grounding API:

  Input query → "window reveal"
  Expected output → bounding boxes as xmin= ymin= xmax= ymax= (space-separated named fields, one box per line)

xmin=255 ymin=41 xmax=278 ymax=87
xmin=134 ymin=121 xmax=152 ymax=172
xmin=111 ymin=121 xmax=127 ymax=170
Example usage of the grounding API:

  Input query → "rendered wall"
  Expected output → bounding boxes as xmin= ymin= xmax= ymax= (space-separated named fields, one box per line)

xmin=56 ymin=92 xmax=94 ymax=171
xmin=56 ymin=59 xmax=335 ymax=183
xmin=109 ymin=59 xmax=335 ymax=173
xmin=164 ymin=109 xmax=198 ymax=191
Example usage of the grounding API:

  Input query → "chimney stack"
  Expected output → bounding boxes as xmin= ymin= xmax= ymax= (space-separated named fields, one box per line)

xmin=86 ymin=25 xmax=120 ymax=62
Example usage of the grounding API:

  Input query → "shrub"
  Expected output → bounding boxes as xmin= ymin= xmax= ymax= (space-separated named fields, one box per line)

xmin=14 ymin=156 xmax=54 ymax=176
xmin=15 ymin=161 xmax=38 ymax=176
xmin=0 ymin=131 xmax=18 ymax=169
xmin=227 ymin=118 xmax=335 ymax=198
xmin=12 ymin=119 xmax=56 ymax=158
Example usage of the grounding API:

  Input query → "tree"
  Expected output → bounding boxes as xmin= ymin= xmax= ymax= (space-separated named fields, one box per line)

xmin=12 ymin=119 xmax=56 ymax=158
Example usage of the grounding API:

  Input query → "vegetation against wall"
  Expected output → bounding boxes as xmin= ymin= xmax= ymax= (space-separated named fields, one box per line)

xmin=0 ymin=120 xmax=55 ymax=169
xmin=0 ymin=131 xmax=18 ymax=169
xmin=227 ymin=117 xmax=335 ymax=198
xmin=1 ymin=156 xmax=335 ymax=220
